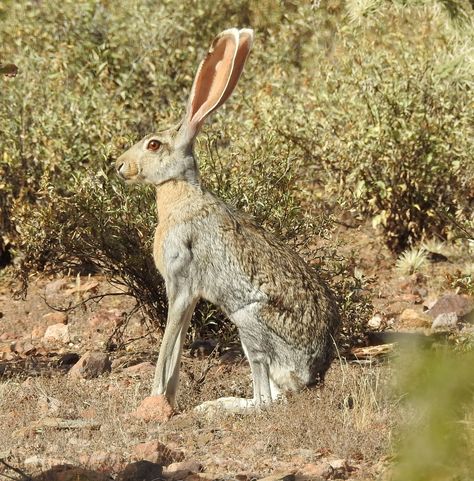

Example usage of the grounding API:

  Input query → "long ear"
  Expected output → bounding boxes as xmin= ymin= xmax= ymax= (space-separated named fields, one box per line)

xmin=179 ymin=28 xmax=254 ymax=145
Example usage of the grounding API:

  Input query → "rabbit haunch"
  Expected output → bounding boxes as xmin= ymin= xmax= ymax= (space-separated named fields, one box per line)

xmin=115 ymin=28 xmax=340 ymax=411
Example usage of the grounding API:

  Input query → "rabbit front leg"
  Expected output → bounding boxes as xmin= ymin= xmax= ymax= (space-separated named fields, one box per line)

xmin=151 ymin=284 xmax=198 ymax=407
xmin=241 ymin=340 xmax=272 ymax=405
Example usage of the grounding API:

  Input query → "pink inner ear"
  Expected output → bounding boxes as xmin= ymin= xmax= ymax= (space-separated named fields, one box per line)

xmin=217 ymin=33 xmax=252 ymax=110
xmin=188 ymin=35 xmax=236 ymax=131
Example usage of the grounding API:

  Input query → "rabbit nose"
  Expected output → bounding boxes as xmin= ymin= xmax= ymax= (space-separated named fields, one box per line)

xmin=116 ymin=162 xmax=125 ymax=177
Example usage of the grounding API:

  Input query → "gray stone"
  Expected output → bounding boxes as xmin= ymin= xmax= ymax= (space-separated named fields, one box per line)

xmin=68 ymin=351 xmax=111 ymax=379
xmin=426 ymin=294 xmax=474 ymax=319
xmin=431 ymin=312 xmax=459 ymax=330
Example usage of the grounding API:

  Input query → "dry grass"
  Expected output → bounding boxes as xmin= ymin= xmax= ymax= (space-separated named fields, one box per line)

xmin=0 ymin=354 xmax=395 ymax=479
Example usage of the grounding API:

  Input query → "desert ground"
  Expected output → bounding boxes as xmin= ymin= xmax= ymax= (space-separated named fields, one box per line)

xmin=1 ymin=224 xmax=472 ymax=481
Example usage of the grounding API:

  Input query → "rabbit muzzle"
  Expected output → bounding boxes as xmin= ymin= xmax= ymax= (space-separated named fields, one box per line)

xmin=115 ymin=154 xmax=139 ymax=181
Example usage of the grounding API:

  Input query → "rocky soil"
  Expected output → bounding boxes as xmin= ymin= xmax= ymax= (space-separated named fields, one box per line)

xmin=0 ymin=227 xmax=473 ymax=481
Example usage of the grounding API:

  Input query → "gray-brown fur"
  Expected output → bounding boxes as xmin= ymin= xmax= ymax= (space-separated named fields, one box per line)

xmin=115 ymin=28 xmax=340 ymax=412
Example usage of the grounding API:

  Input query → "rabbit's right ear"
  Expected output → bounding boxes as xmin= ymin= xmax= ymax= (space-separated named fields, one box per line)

xmin=178 ymin=28 xmax=253 ymax=146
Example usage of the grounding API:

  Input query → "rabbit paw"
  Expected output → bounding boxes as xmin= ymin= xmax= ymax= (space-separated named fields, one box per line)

xmin=195 ymin=396 xmax=257 ymax=414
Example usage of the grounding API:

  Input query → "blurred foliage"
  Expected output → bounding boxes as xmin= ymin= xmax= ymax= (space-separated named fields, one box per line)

xmin=392 ymin=348 xmax=474 ymax=481
xmin=1 ymin=0 xmax=473 ymax=340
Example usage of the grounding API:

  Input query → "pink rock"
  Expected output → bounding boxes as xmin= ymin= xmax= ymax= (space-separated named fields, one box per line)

xmin=132 ymin=439 xmax=184 ymax=465
xmin=88 ymin=309 xmax=124 ymax=331
xmin=79 ymin=451 xmax=127 ymax=473
xmin=164 ymin=460 xmax=203 ymax=479
xmin=124 ymin=362 xmax=155 ymax=374
xmin=0 ymin=332 xmax=15 ymax=341
xmin=43 ymin=311 xmax=68 ymax=325
xmin=300 ymin=462 xmax=332 ymax=478
xmin=68 ymin=351 xmax=111 ymax=380
xmin=130 ymin=395 xmax=174 ymax=422
xmin=43 ymin=323 xmax=70 ymax=344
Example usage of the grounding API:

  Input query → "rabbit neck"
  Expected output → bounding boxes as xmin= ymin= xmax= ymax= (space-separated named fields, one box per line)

xmin=155 ymin=178 xmax=204 ymax=220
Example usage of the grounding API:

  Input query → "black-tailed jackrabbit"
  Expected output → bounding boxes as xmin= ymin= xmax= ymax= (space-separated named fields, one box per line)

xmin=116 ymin=28 xmax=340 ymax=412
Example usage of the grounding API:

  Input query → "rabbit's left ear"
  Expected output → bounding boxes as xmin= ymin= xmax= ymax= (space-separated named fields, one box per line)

xmin=178 ymin=28 xmax=254 ymax=145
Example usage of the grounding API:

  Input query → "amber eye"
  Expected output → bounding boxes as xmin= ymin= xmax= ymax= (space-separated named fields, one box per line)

xmin=147 ymin=139 xmax=161 ymax=151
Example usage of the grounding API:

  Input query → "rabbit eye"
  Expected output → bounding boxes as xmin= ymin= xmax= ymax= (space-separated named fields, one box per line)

xmin=147 ymin=139 xmax=161 ymax=152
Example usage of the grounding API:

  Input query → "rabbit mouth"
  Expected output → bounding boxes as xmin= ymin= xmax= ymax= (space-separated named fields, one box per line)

xmin=116 ymin=161 xmax=140 ymax=181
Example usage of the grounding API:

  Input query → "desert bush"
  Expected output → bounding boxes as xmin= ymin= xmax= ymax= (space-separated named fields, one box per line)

xmin=278 ymin=3 xmax=474 ymax=252
xmin=0 ymin=0 xmax=373 ymax=344
xmin=9 ymin=1 xmax=473 ymax=342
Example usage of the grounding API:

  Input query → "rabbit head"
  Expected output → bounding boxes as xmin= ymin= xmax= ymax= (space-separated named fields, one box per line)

xmin=116 ymin=28 xmax=253 ymax=186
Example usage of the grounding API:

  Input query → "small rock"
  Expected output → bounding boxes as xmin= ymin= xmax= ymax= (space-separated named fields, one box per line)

xmin=43 ymin=323 xmax=70 ymax=344
xmin=0 ymin=342 xmax=14 ymax=354
xmin=132 ymin=440 xmax=183 ymax=465
xmin=300 ymin=462 xmax=332 ymax=478
xmin=43 ymin=311 xmax=68 ymax=325
xmin=431 ymin=312 xmax=459 ymax=330
xmin=329 ymin=459 xmax=348 ymax=470
xmin=124 ymin=362 xmax=155 ymax=374
xmin=0 ymin=332 xmax=15 ymax=341
xmin=426 ymin=294 xmax=474 ymax=319
xmin=24 ymin=455 xmax=49 ymax=469
xmin=164 ymin=460 xmax=203 ymax=479
xmin=398 ymin=308 xmax=431 ymax=328
xmin=68 ymin=351 xmax=111 ymax=380
xmin=117 ymin=461 xmax=164 ymax=481
xmin=31 ymin=325 xmax=46 ymax=339
xmin=88 ymin=309 xmax=124 ymax=331
xmin=234 ymin=475 xmax=251 ymax=481
xmin=166 ymin=459 xmax=202 ymax=473
xmin=80 ymin=451 xmax=127 ymax=473
xmin=257 ymin=473 xmax=295 ymax=481
xmin=368 ymin=314 xmax=382 ymax=330
xmin=329 ymin=458 xmax=356 ymax=478
xmin=131 ymin=395 xmax=174 ymax=422
xmin=183 ymin=475 xmax=214 ymax=481
xmin=12 ymin=340 xmax=36 ymax=355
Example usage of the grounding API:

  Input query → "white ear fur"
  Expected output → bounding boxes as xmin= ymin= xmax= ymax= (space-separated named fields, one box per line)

xmin=178 ymin=28 xmax=254 ymax=146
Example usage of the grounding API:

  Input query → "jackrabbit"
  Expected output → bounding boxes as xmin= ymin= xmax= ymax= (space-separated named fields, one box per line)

xmin=116 ymin=28 xmax=340 ymax=412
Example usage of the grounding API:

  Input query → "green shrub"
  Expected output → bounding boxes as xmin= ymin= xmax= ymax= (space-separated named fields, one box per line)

xmin=277 ymin=3 xmax=474 ymax=252
xmin=6 ymin=1 xmax=472 ymax=343
xmin=392 ymin=349 xmax=474 ymax=481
